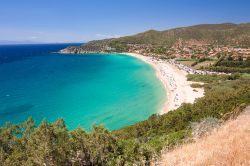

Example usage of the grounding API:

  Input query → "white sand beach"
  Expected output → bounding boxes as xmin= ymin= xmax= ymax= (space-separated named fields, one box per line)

xmin=123 ymin=53 xmax=204 ymax=114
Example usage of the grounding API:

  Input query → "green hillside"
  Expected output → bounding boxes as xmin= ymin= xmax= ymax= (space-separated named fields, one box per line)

xmin=115 ymin=23 xmax=250 ymax=46
xmin=62 ymin=23 xmax=250 ymax=54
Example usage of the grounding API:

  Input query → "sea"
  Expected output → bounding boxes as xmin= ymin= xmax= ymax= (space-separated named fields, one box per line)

xmin=0 ymin=44 xmax=166 ymax=130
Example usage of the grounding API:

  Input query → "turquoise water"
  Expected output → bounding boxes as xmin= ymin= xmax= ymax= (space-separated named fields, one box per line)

xmin=0 ymin=44 xmax=166 ymax=130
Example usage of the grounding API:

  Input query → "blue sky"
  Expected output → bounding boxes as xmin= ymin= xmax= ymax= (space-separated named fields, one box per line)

xmin=0 ymin=0 xmax=250 ymax=43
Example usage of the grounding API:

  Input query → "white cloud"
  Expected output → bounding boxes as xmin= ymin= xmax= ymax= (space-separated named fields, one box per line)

xmin=28 ymin=36 xmax=39 ymax=39
xmin=96 ymin=33 xmax=121 ymax=39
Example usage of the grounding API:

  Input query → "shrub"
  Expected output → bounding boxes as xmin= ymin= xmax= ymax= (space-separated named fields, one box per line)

xmin=191 ymin=117 xmax=220 ymax=138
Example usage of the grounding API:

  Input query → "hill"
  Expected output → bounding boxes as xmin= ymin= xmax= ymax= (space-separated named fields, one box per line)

xmin=61 ymin=23 xmax=250 ymax=54
xmin=113 ymin=23 xmax=250 ymax=45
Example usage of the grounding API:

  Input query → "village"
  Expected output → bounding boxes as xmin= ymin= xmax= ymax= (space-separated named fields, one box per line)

xmin=127 ymin=40 xmax=250 ymax=60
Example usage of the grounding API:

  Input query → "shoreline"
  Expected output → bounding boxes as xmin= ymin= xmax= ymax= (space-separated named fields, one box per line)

xmin=122 ymin=53 xmax=204 ymax=114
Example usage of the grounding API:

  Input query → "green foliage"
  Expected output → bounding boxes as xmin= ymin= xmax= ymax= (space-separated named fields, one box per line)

xmin=227 ymin=73 xmax=241 ymax=80
xmin=197 ymin=57 xmax=206 ymax=63
xmin=147 ymin=129 xmax=190 ymax=153
xmin=0 ymin=121 xmax=151 ymax=165
xmin=151 ymin=47 xmax=167 ymax=54
xmin=241 ymin=73 xmax=250 ymax=79
xmin=109 ymin=41 xmax=128 ymax=52
xmin=209 ymin=55 xmax=250 ymax=73
xmin=208 ymin=66 xmax=250 ymax=73
xmin=216 ymin=58 xmax=250 ymax=68
xmin=187 ymin=74 xmax=229 ymax=83
xmin=190 ymin=83 xmax=204 ymax=88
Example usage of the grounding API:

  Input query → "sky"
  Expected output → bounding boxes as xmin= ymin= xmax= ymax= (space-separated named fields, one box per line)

xmin=0 ymin=0 xmax=250 ymax=43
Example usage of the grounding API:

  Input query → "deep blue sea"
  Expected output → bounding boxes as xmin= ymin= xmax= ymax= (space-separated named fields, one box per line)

xmin=0 ymin=44 xmax=166 ymax=130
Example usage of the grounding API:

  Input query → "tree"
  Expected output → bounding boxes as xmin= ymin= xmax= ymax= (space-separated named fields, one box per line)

xmin=25 ymin=119 xmax=71 ymax=165
xmin=70 ymin=128 xmax=91 ymax=165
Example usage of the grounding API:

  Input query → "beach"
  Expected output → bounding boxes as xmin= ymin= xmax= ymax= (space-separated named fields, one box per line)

xmin=123 ymin=53 xmax=204 ymax=114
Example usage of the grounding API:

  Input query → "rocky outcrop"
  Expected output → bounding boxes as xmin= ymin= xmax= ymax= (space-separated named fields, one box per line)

xmin=60 ymin=39 xmax=112 ymax=54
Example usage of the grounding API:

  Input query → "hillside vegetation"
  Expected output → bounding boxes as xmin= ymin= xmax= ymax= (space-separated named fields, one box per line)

xmin=0 ymin=74 xmax=249 ymax=165
xmin=62 ymin=23 xmax=250 ymax=53
xmin=113 ymin=23 xmax=250 ymax=46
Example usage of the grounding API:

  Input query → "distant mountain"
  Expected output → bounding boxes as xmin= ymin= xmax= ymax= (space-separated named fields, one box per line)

xmin=61 ymin=23 xmax=250 ymax=53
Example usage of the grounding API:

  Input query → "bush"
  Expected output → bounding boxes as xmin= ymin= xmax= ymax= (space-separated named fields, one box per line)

xmin=191 ymin=61 xmax=198 ymax=66
xmin=187 ymin=74 xmax=229 ymax=83
xmin=211 ymin=55 xmax=250 ymax=73
xmin=191 ymin=117 xmax=220 ymax=138
xmin=227 ymin=73 xmax=241 ymax=80
xmin=191 ymin=83 xmax=204 ymax=88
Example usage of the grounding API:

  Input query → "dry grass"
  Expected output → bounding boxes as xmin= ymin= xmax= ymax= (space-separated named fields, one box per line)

xmin=158 ymin=107 xmax=250 ymax=166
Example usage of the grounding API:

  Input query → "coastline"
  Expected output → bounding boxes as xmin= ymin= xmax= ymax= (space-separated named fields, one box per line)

xmin=122 ymin=52 xmax=204 ymax=114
